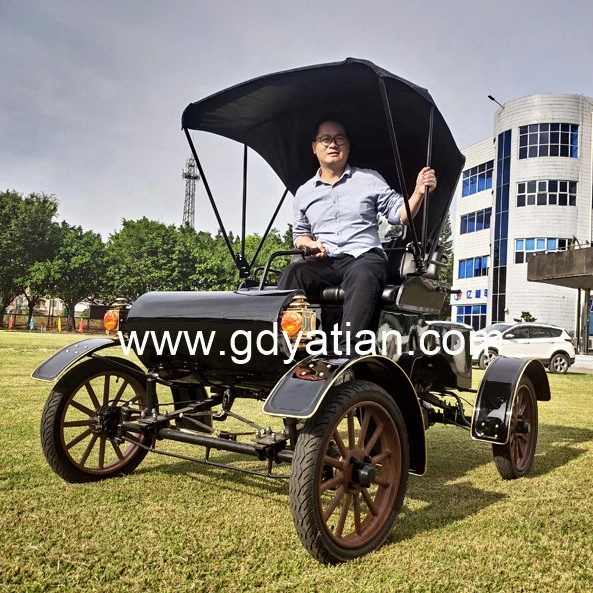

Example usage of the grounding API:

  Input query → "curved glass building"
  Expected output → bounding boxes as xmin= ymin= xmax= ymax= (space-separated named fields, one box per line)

xmin=452 ymin=94 xmax=593 ymax=334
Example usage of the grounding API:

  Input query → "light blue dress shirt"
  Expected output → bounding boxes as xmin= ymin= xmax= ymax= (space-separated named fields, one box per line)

xmin=293 ymin=165 xmax=404 ymax=257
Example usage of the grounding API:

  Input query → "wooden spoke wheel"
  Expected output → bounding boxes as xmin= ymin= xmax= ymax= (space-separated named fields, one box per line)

xmin=40 ymin=357 xmax=152 ymax=483
xmin=290 ymin=380 xmax=409 ymax=564
xmin=493 ymin=376 xmax=538 ymax=479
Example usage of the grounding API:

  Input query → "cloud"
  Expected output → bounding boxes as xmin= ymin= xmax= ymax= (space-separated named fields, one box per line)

xmin=1 ymin=0 xmax=592 ymax=238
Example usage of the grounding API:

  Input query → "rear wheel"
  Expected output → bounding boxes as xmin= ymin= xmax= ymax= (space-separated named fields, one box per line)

xmin=478 ymin=348 xmax=497 ymax=370
xmin=40 ymin=357 xmax=152 ymax=483
xmin=492 ymin=376 xmax=538 ymax=479
xmin=549 ymin=352 xmax=570 ymax=374
xmin=290 ymin=380 xmax=409 ymax=564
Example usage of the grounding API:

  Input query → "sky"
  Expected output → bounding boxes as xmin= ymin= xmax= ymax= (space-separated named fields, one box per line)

xmin=2 ymin=0 xmax=593 ymax=240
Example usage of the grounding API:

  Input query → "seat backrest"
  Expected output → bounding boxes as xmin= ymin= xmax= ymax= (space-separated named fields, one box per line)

xmin=383 ymin=241 xmax=448 ymax=284
xmin=422 ymin=244 xmax=448 ymax=280
xmin=382 ymin=239 xmax=407 ymax=285
xmin=398 ymin=246 xmax=417 ymax=279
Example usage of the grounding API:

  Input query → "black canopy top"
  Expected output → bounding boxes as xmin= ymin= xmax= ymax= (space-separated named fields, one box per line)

xmin=182 ymin=57 xmax=464 ymax=257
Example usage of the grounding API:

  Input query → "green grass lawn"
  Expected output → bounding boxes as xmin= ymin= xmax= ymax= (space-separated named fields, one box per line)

xmin=1 ymin=331 xmax=592 ymax=592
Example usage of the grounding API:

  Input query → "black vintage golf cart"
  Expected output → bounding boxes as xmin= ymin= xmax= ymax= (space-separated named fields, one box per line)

xmin=34 ymin=58 xmax=551 ymax=564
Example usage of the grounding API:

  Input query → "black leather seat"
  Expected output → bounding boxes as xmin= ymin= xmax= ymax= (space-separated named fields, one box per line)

xmin=309 ymin=239 xmax=443 ymax=305
xmin=315 ymin=238 xmax=411 ymax=305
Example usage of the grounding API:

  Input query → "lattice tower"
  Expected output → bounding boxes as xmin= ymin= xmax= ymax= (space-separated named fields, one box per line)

xmin=182 ymin=157 xmax=200 ymax=228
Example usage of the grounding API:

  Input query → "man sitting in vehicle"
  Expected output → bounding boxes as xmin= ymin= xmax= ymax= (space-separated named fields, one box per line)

xmin=277 ymin=116 xmax=437 ymax=351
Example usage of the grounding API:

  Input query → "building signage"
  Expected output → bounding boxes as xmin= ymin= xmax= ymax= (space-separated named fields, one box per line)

xmin=454 ymin=289 xmax=488 ymax=301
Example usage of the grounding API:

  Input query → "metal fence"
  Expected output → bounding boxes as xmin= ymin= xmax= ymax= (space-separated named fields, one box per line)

xmin=2 ymin=313 xmax=106 ymax=333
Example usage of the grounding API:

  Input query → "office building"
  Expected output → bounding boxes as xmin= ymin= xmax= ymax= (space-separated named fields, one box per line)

xmin=452 ymin=93 xmax=593 ymax=334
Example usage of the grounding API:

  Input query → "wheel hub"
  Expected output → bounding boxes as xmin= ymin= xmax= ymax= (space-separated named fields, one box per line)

xmin=353 ymin=462 xmax=377 ymax=487
xmin=91 ymin=406 xmax=122 ymax=438
xmin=345 ymin=450 xmax=377 ymax=490
xmin=515 ymin=419 xmax=531 ymax=435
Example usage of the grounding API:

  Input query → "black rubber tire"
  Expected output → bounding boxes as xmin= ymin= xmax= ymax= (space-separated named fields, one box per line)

xmin=478 ymin=348 xmax=497 ymax=370
xmin=548 ymin=352 xmax=570 ymax=374
xmin=492 ymin=376 xmax=538 ymax=480
xmin=40 ymin=357 xmax=153 ymax=483
xmin=289 ymin=380 xmax=409 ymax=564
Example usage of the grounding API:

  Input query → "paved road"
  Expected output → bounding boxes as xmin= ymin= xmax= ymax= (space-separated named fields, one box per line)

xmin=571 ymin=354 xmax=593 ymax=374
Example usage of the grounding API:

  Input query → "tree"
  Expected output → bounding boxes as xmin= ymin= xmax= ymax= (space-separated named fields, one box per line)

xmin=102 ymin=219 xmax=293 ymax=302
xmin=30 ymin=222 xmax=107 ymax=330
xmin=178 ymin=228 xmax=289 ymax=292
xmin=171 ymin=225 xmax=210 ymax=291
xmin=436 ymin=213 xmax=454 ymax=320
xmin=514 ymin=311 xmax=537 ymax=323
xmin=187 ymin=229 xmax=231 ymax=291
xmin=15 ymin=195 xmax=61 ymax=320
xmin=0 ymin=190 xmax=58 ymax=322
xmin=198 ymin=228 xmax=293 ymax=291
xmin=0 ymin=190 xmax=23 ymax=316
xmin=241 ymin=228 xmax=293 ymax=284
xmin=105 ymin=218 xmax=180 ymax=301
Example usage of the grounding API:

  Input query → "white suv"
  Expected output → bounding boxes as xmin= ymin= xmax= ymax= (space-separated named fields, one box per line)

xmin=476 ymin=323 xmax=575 ymax=373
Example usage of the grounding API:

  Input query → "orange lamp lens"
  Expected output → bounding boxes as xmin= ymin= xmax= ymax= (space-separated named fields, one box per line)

xmin=103 ymin=310 xmax=119 ymax=331
xmin=281 ymin=311 xmax=302 ymax=337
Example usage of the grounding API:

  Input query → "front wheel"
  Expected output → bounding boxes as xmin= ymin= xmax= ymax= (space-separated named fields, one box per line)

xmin=549 ymin=352 xmax=570 ymax=374
xmin=40 ymin=357 xmax=153 ymax=483
xmin=492 ymin=376 xmax=538 ymax=479
xmin=289 ymin=380 xmax=409 ymax=564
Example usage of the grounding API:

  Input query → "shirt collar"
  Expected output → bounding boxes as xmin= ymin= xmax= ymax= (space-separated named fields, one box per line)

xmin=314 ymin=164 xmax=353 ymax=186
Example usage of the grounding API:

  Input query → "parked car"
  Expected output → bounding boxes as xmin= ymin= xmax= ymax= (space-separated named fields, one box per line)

xmin=426 ymin=320 xmax=474 ymax=333
xmin=476 ymin=323 xmax=575 ymax=373
xmin=426 ymin=320 xmax=475 ymax=358
xmin=472 ymin=323 xmax=512 ymax=364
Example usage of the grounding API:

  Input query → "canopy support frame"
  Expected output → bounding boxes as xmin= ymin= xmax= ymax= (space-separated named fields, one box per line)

xmin=379 ymin=79 xmax=433 ymax=274
xmin=183 ymin=128 xmax=288 ymax=280
xmin=420 ymin=106 xmax=435 ymax=260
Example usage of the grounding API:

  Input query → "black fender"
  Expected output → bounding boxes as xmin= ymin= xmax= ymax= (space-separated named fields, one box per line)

xmin=31 ymin=337 xmax=121 ymax=381
xmin=471 ymin=357 xmax=550 ymax=444
xmin=263 ymin=354 xmax=426 ymax=475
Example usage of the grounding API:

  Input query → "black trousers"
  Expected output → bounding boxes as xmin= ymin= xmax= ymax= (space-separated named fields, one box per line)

xmin=277 ymin=249 xmax=388 ymax=348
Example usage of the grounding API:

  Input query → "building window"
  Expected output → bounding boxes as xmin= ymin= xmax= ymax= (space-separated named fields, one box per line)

xmin=458 ymin=256 xmax=489 ymax=279
xmin=514 ymin=237 xmax=569 ymax=263
xmin=456 ymin=305 xmax=487 ymax=330
xmin=492 ymin=129 xmax=511 ymax=322
xmin=518 ymin=123 xmax=578 ymax=159
xmin=462 ymin=161 xmax=494 ymax=197
xmin=460 ymin=208 xmax=491 ymax=234
xmin=517 ymin=180 xmax=577 ymax=207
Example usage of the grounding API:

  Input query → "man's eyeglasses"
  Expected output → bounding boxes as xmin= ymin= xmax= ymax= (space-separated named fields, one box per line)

xmin=315 ymin=134 xmax=349 ymax=147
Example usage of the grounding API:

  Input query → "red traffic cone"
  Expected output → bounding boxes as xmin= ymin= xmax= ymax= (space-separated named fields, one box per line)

xmin=78 ymin=318 xmax=84 ymax=333
xmin=8 ymin=315 xmax=14 ymax=330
